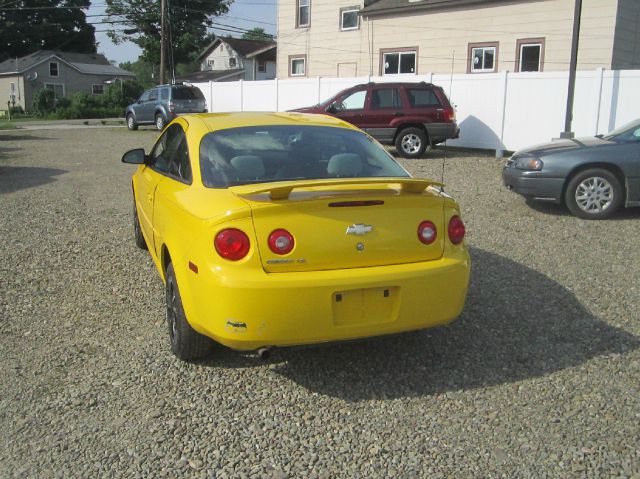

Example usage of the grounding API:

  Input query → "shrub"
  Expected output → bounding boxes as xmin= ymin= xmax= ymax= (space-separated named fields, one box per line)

xmin=32 ymin=88 xmax=56 ymax=116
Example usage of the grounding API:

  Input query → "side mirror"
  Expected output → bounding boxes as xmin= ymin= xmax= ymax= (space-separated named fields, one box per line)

xmin=122 ymin=148 xmax=147 ymax=165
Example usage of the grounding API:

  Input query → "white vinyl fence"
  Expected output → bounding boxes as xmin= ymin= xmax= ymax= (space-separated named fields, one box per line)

xmin=192 ymin=69 xmax=640 ymax=153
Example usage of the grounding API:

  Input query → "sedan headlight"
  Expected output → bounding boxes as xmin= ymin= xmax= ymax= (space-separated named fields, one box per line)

xmin=514 ymin=156 xmax=543 ymax=171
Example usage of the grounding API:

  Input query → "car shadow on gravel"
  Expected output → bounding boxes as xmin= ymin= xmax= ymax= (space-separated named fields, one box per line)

xmin=260 ymin=247 xmax=639 ymax=400
xmin=525 ymin=199 xmax=640 ymax=220
xmin=0 ymin=134 xmax=51 ymax=142
xmin=0 ymin=166 xmax=67 ymax=194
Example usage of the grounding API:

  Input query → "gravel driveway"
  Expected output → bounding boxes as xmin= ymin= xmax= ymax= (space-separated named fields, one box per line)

xmin=1 ymin=128 xmax=639 ymax=478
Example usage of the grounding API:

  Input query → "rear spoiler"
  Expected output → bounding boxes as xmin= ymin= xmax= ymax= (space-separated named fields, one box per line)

xmin=229 ymin=177 xmax=444 ymax=200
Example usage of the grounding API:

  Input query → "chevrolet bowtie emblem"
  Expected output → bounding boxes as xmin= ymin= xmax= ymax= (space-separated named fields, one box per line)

xmin=346 ymin=224 xmax=373 ymax=235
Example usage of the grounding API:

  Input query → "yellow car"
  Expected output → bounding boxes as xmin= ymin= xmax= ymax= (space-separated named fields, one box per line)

xmin=122 ymin=112 xmax=470 ymax=360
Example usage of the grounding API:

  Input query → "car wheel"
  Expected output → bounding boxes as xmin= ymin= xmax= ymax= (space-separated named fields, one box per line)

xmin=165 ymin=263 xmax=214 ymax=361
xmin=395 ymin=127 xmax=429 ymax=158
xmin=564 ymin=168 xmax=623 ymax=219
xmin=155 ymin=114 xmax=166 ymax=131
xmin=126 ymin=114 xmax=138 ymax=131
xmin=133 ymin=203 xmax=147 ymax=250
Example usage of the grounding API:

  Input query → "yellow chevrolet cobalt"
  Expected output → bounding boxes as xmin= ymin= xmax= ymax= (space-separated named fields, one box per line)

xmin=122 ymin=112 xmax=470 ymax=361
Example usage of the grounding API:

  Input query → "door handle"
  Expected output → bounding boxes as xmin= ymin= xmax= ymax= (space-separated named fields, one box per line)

xmin=393 ymin=112 xmax=404 ymax=117
xmin=147 ymin=194 xmax=153 ymax=203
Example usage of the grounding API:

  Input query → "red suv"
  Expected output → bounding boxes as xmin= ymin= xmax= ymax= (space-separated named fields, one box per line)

xmin=291 ymin=82 xmax=459 ymax=158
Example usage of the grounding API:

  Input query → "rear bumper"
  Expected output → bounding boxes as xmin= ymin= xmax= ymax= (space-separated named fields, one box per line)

xmin=502 ymin=167 xmax=564 ymax=203
xmin=424 ymin=123 xmax=459 ymax=143
xmin=180 ymin=250 xmax=470 ymax=351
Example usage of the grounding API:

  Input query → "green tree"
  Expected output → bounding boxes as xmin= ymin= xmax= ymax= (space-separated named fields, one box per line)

xmin=105 ymin=0 xmax=230 ymax=74
xmin=241 ymin=27 xmax=273 ymax=42
xmin=0 ymin=0 xmax=96 ymax=62
xmin=119 ymin=60 xmax=157 ymax=88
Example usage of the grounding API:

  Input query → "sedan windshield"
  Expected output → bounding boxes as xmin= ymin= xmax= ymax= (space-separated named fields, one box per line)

xmin=604 ymin=118 xmax=640 ymax=141
xmin=199 ymin=125 xmax=409 ymax=188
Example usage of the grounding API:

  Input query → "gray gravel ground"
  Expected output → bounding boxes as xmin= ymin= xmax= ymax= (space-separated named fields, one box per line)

xmin=1 ymin=127 xmax=639 ymax=478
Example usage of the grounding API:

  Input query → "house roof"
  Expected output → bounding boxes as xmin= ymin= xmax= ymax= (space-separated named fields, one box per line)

xmin=0 ymin=50 xmax=134 ymax=76
xmin=361 ymin=0 xmax=514 ymax=17
xmin=175 ymin=69 xmax=245 ymax=82
xmin=197 ymin=37 xmax=277 ymax=62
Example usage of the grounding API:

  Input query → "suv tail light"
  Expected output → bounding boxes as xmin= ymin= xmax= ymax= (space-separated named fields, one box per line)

xmin=442 ymin=107 xmax=456 ymax=122
xmin=215 ymin=229 xmax=250 ymax=260
xmin=167 ymin=101 xmax=175 ymax=112
xmin=448 ymin=216 xmax=465 ymax=244
xmin=417 ymin=221 xmax=437 ymax=245
xmin=268 ymin=229 xmax=295 ymax=254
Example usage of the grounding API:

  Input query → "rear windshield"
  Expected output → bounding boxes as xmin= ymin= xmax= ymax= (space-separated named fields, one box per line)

xmin=199 ymin=125 xmax=409 ymax=188
xmin=172 ymin=86 xmax=205 ymax=100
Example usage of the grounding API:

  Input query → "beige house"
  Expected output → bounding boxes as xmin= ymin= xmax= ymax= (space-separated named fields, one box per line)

xmin=0 ymin=51 xmax=134 ymax=113
xmin=179 ymin=37 xmax=277 ymax=83
xmin=276 ymin=0 xmax=640 ymax=78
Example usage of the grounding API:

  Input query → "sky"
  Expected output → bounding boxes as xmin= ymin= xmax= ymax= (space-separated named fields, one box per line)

xmin=90 ymin=0 xmax=277 ymax=65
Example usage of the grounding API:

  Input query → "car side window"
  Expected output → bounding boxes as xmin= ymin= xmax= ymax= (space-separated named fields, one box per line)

xmin=151 ymin=124 xmax=188 ymax=179
xmin=406 ymin=88 xmax=441 ymax=107
xmin=339 ymin=90 xmax=366 ymax=110
xmin=371 ymin=88 xmax=402 ymax=109
xmin=149 ymin=89 xmax=158 ymax=101
xmin=139 ymin=91 xmax=151 ymax=102
xmin=161 ymin=88 xmax=169 ymax=100
xmin=168 ymin=136 xmax=192 ymax=183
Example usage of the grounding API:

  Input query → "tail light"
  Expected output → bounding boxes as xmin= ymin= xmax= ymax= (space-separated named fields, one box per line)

xmin=448 ymin=216 xmax=465 ymax=244
xmin=167 ymin=101 xmax=175 ymax=112
xmin=215 ymin=229 xmax=250 ymax=260
xmin=443 ymin=107 xmax=456 ymax=122
xmin=268 ymin=229 xmax=294 ymax=255
xmin=417 ymin=221 xmax=437 ymax=245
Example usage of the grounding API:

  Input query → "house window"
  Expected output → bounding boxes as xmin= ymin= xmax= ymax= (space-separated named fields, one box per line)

xmin=380 ymin=48 xmax=417 ymax=75
xmin=229 ymin=57 xmax=237 ymax=68
xmin=297 ymin=0 xmax=310 ymax=27
xmin=92 ymin=84 xmax=104 ymax=95
xmin=340 ymin=6 xmax=359 ymax=30
xmin=258 ymin=59 xmax=266 ymax=72
xmin=44 ymin=83 xmax=64 ymax=99
xmin=207 ymin=59 xmax=215 ymax=70
xmin=289 ymin=55 xmax=306 ymax=76
xmin=49 ymin=62 xmax=59 ymax=77
xmin=468 ymin=42 xmax=499 ymax=73
xmin=516 ymin=38 xmax=545 ymax=72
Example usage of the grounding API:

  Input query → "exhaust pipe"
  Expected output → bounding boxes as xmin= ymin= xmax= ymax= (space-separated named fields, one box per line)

xmin=257 ymin=347 xmax=272 ymax=360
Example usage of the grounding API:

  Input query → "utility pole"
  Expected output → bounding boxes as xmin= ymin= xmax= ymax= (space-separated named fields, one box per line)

xmin=561 ymin=0 xmax=582 ymax=139
xmin=160 ymin=0 xmax=166 ymax=85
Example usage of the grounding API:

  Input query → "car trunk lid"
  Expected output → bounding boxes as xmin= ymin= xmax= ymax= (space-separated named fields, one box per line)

xmin=230 ymin=178 xmax=445 ymax=272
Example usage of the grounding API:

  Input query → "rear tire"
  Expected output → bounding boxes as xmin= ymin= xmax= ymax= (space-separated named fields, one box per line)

xmin=165 ymin=263 xmax=214 ymax=361
xmin=564 ymin=168 xmax=623 ymax=219
xmin=126 ymin=114 xmax=138 ymax=131
xmin=395 ymin=127 xmax=429 ymax=158
xmin=155 ymin=114 xmax=166 ymax=131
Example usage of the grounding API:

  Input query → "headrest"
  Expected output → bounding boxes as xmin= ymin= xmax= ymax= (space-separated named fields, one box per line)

xmin=327 ymin=153 xmax=362 ymax=177
xmin=230 ymin=155 xmax=265 ymax=180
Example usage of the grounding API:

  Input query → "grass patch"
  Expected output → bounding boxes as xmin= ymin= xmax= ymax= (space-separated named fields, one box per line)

xmin=0 ymin=121 xmax=20 ymax=130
